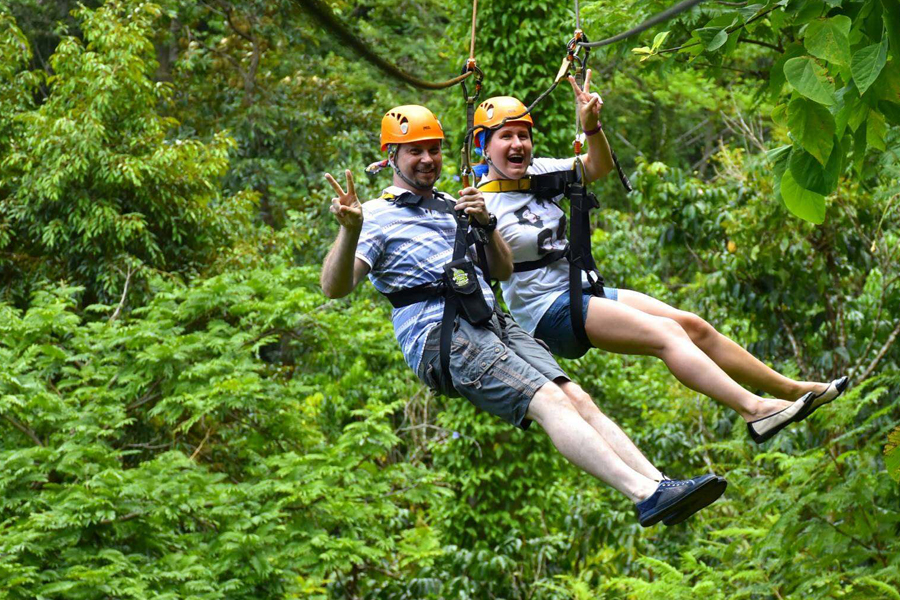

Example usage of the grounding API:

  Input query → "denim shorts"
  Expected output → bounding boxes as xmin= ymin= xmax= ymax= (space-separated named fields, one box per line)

xmin=534 ymin=288 xmax=619 ymax=360
xmin=417 ymin=312 xmax=569 ymax=430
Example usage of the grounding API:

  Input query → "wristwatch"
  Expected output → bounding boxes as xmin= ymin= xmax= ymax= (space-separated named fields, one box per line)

xmin=475 ymin=213 xmax=498 ymax=235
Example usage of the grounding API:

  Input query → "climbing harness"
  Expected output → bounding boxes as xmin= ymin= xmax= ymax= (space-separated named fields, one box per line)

xmin=380 ymin=191 xmax=494 ymax=389
xmin=477 ymin=158 xmax=605 ymax=346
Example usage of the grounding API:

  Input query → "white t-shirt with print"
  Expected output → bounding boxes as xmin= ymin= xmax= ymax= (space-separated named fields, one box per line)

xmin=482 ymin=157 xmax=587 ymax=335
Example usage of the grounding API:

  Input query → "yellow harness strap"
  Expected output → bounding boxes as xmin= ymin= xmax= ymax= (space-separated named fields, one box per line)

xmin=477 ymin=179 xmax=532 ymax=193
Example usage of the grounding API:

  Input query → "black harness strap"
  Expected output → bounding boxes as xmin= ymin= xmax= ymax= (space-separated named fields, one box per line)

xmin=380 ymin=190 xmax=493 ymax=391
xmin=512 ymin=247 xmax=568 ymax=273
xmin=500 ymin=162 xmax=605 ymax=345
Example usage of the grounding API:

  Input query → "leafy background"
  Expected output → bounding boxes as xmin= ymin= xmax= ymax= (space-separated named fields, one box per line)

xmin=0 ymin=0 xmax=898 ymax=597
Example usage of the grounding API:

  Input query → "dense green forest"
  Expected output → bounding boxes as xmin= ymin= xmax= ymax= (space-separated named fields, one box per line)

xmin=0 ymin=0 xmax=898 ymax=597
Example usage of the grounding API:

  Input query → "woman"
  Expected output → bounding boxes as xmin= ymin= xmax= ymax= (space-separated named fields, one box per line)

xmin=475 ymin=74 xmax=848 ymax=445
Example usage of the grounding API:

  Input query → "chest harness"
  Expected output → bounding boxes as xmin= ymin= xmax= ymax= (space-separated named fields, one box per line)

xmin=477 ymin=158 xmax=603 ymax=346
xmin=379 ymin=190 xmax=496 ymax=390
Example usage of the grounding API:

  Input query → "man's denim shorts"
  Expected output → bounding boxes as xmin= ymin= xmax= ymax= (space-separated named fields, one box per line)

xmin=417 ymin=312 xmax=569 ymax=430
xmin=534 ymin=288 xmax=619 ymax=360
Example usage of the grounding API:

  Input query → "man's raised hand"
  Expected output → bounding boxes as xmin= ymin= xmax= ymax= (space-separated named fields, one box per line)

xmin=568 ymin=68 xmax=603 ymax=131
xmin=456 ymin=186 xmax=491 ymax=226
xmin=324 ymin=170 xmax=363 ymax=231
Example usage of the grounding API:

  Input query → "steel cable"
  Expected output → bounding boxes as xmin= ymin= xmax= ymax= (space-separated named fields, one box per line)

xmin=578 ymin=0 xmax=707 ymax=48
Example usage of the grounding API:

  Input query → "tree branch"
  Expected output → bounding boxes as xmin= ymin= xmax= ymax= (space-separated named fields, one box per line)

xmin=858 ymin=318 xmax=900 ymax=382
xmin=1 ymin=414 xmax=44 ymax=447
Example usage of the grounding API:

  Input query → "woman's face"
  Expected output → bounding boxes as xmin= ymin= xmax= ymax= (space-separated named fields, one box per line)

xmin=485 ymin=122 xmax=533 ymax=179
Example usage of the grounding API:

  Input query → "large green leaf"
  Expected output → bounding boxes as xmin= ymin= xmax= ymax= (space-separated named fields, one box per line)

xmin=882 ymin=0 xmax=900 ymax=65
xmin=804 ymin=16 xmax=852 ymax=66
xmin=784 ymin=56 xmax=836 ymax=105
xmin=880 ymin=100 xmax=900 ymax=126
xmin=831 ymin=84 xmax=858 ymax=137
xmin=788 ymin=97 xmax=836 ymax=165
xmin=851 ymin=39 xmax=888 ymax=96
xmin=781 ymin=169 xmax=826 ymax=224
xmin=789 ymin=148 xmax=827 ymax=194
xmin=770 ymin=43 xmax=806 ymax=98
xmin=867 ymin=109 xmax=887 ymax=151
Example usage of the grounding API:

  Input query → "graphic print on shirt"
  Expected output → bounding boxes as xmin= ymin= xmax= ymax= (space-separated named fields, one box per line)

xmin=514 ymin=198 xmax=567 ymax=257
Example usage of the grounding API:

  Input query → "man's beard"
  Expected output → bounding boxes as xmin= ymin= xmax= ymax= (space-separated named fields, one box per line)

xmin=410 ymin=167 xmax=439 ymax=188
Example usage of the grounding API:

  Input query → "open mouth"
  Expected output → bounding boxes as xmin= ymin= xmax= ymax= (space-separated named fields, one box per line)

xmin=508 ymin=155 xmax=525 ymax=165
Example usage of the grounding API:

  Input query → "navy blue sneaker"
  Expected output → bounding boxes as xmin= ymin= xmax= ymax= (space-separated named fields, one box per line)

xmin=636 ymin=474 xmax=727 ymax=527
xmin=662 ymin=475 xmax=727 ymax=525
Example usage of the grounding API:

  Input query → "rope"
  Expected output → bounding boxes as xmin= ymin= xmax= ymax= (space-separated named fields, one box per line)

xmin=294 ymin=0 xmax=473 ymax=90
xmin=578 ymin=0 xmax=707 ymax=48
xmin=468 ymin=0 xmax=478 ymax=61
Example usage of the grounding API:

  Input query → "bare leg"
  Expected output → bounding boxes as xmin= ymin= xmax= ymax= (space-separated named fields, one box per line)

xmin=526 ymin=382 xmax=659 ymax=503
xmin=584 ymin=296 xmax=792 ymax=421
xmin=557 ymin=380 xmax=663 ymax=481
xmin=617 ymin=290 xmax=829 ymax=400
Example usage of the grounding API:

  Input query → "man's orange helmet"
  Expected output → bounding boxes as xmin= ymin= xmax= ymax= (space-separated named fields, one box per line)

xmin=473 ymin=96 xmax=534 ymax=148
xmin=380 ymin=105 xmax=444 ymax=151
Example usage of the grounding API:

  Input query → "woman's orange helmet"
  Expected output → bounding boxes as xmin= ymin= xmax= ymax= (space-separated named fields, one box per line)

xmin=380 ymin=105 xmax=444 ymax=151
xmin=473 ymin=96 xmax=534 ymax=148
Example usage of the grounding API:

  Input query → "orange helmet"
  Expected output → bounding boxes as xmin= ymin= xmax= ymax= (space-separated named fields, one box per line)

xmin=380 ymin=105 xmax=444 ymax=151
xmin=473 ymin=96 xmax=533 ymax=148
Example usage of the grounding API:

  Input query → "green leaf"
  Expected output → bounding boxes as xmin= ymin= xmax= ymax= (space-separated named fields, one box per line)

xmin=781 ymin=169 xmax=826 ymax=224
xmin=873 ymin=60 xmax=900 ymax=104
xmin=804 ymin=16 xmax=852 ymax=66
xmin=695 ymin=27 xmax=729 ymax=51
xmin=851 ymin=39 xmax=888 ymax=96
xmin=651 ymin=31 xmax=670 ymax=52
xmin=784 ymin=56 xmax=836 ymax=105
xmin=789 ymin=148 xmax=828 ymax=194
xmin=770 ymin=43 xmax=807 ymax=97
xmin=831 ymin=84 xmax=859 ymax=137
xmin=788 ymin=97 xmax=836 ymax=165
xmin=882 ymin=0 xmax=900 ymax=64
xmin=886 ymin=426 xmax=900 ymax=483
xmin=852 ymin=123 xmax=867 ymax=174
xmin=866 ymin=110 xmax=887 ymax=151
xmin=879 ymin=100 xmax=900 ymax=126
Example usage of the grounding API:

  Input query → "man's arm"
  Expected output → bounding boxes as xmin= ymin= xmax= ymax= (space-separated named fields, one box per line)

xmin=456 ymin=186 xmax=514 ymax=281
xmin=569 ymin=70 xmax=615 ymax=184
xmin=320 ymin=170 xmax=371 ymax=298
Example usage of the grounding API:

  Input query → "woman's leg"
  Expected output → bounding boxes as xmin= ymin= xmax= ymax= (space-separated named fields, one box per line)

xmin=557 ymin=380 xmax=664 ymax=481
xmin=584 ymin=296 xmax=793 ymax=420
xmin=616 ymin=290 xmax=828 ymax=400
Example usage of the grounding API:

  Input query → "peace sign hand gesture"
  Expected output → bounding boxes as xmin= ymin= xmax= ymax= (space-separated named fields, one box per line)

xmin=324 ymin=170 xmax=363 ymax=232
xmin=568 ymin=68 xmax=603 ymax=131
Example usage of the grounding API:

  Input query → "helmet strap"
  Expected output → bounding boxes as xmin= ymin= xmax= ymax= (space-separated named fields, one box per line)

xmin=388 ymin=145 xmax=434 ymax=193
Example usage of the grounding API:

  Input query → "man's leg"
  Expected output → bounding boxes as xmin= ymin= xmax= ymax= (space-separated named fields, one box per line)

xmin=557 ymin=380 xmax=663 ymax=481
xmin=525 ymin=381 xmax=659 ymax=504
xmin=617 ymin=290 xmax=830 ymax=400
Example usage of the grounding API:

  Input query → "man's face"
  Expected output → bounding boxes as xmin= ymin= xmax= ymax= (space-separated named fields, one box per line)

xmin=394 ymin=139 xmax=442 ymax=190
xmin=485 ymin=122 xmax=532 ymax=179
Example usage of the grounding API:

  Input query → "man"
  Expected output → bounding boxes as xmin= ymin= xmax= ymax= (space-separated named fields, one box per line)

xmin=320 ymin=104 xmax=726 ymax=526
xmin=474 ymin=74 xmax=848 ymax=445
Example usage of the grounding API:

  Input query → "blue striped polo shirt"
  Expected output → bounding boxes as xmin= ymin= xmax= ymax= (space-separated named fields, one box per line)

xmin=356 ymin=185 xmax=495 ymax=373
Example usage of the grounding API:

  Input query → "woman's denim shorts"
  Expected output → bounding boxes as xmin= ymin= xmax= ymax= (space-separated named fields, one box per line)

xmin=534 ymin=287 xmax=618 ymax=360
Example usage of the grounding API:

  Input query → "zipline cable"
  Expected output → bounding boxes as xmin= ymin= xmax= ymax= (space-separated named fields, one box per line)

xmin=294 ymin=0 xmax=472 ymax=90
xmin=578 ymin=0 xmax=707 ymax=48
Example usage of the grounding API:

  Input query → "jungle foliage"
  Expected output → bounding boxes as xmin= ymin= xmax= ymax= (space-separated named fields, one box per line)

xmin=0 ymin=0 xmax=898 ymax=598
